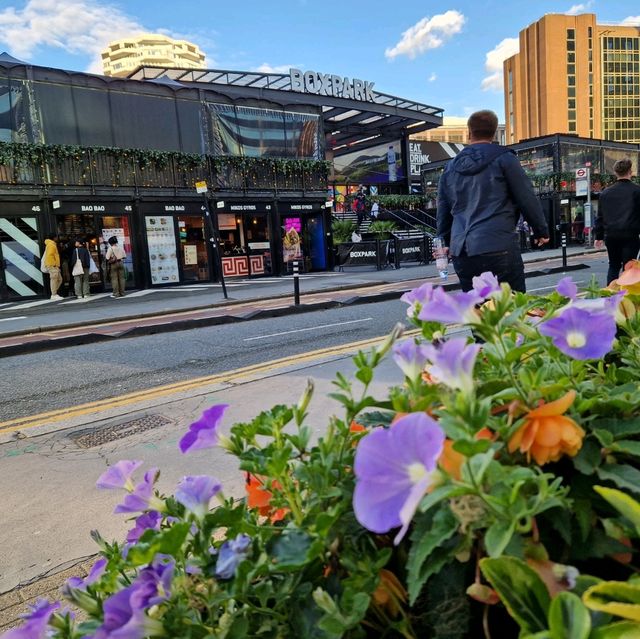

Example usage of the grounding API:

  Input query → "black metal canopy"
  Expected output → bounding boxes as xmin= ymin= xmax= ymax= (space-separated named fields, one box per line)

xmin=128 ymin=66 xmax=444 ymax=154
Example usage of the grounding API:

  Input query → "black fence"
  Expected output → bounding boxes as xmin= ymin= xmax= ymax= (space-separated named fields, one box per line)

xmin=0 ymin=149 xmax=328 ymax=194
xmin=335 ymin=235 xmax=434 ymax=271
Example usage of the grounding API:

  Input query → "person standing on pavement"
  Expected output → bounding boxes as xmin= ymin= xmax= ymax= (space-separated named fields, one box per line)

xmin=436 ymin=110 xmax=549 ymax=292
xmin=71 ymin=238 xmax=91 ymax=299
xmin=105 ymin=236 xmax=126 ymax=298
xmin=42 ymin=234 xmax=63 ymax=300
xmin=594 ymin=158 xmax=640 ymax=284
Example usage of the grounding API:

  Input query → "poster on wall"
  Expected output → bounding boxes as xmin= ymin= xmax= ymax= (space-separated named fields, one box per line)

xmin=282 ymin=217 xmax=303 ymax=263
xmin=145 ymin=216 xmax=180 ymax=284
xmin=184 ymin=244 xmax=198 ymax=266
xmin=332 ymin=140 xmax=404 ymax=184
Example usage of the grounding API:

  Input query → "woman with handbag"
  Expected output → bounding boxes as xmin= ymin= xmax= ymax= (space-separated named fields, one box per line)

xmin=71 ymin=238 xmax=91 ymax=299
xmin=105 ymin=236 xmax=127 ymax=298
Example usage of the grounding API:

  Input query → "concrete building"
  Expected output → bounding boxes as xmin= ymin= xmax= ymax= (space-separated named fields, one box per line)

xmin=411 ymin=116 xmax=506 ymax=145
xmin=505 ymin=13 xmax=640 ymax=144
xmin=101 ymin=34 xmax=206 ymax=77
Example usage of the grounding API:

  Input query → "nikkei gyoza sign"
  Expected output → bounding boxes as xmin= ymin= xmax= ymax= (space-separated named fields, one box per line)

xmin=289 ymin=68 xmax=377 ymax=102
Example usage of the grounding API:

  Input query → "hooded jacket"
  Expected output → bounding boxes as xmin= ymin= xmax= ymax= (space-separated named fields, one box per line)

xmin=594 ymin=179 xmax=640 ymax=241
xmin=42 ymin=238 xmax=60 ymax=268
xmin=436 ymin=143 xmax=549 ymax=257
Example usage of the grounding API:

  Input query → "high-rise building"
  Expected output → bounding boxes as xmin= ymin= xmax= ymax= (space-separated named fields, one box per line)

xmin=504 ymin=13 xmax=640 ymax=144
xmin=101 ymin=34 xmax=206 ymax=77
xmin=411 ymin=116 xmax=506 ymax=145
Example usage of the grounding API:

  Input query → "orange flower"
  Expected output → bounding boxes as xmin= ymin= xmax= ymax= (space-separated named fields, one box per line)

xmin=245 ymin=473 xmax=288 ymax=523
xmin=615 ymin=259 xmax=640 ymax=295
xmin=508 ymin=390 xmax=584 ymax=465
xmin=349 ymin=420 xmax=366 ymax=433
xmin=372 ymin=569 xmax=407 ymax=617
xmin=439 ymin=428 xmax=494 ymax=480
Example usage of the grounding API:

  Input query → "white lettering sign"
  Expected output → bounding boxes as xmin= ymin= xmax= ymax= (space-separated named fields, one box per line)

xmin=81 ymin=205 xmax=105 ymax=211
xmin=164 ymin=205 xmax=186 ymax=211
xmin=351 ymin=250 xmax=376 ymax=258
xmin=289 ymin=68 xmax=377 ymax=102
xmin=409 ymin=142 xmax=432 ymax=177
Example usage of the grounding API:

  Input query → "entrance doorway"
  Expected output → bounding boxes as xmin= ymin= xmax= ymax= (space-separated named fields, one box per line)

xmin=177 ymin=215 xmax=210 ymax=282
xmin=281 ymin=213 xmax=327 ymax=272
xmin=218 ymin=209 xmax=273 ymax=277
xmin=0 ymin=215 xmax=44 ymax=300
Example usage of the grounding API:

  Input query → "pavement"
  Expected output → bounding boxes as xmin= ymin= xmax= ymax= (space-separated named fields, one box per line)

xmin=0 ymin=245 xmax=601 ymax=356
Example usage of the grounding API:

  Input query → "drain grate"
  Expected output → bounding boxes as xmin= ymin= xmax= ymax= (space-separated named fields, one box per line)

xmin=70 ymin=414 xmax=174 ymax=449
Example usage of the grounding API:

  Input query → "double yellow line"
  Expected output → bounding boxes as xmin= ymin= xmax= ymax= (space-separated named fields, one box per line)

xmin=0 ymin=330 xmax=417 ymax=436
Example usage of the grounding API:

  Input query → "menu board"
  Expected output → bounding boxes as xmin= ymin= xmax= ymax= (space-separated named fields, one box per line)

xmin=145 ymin=216 xmax=180 ymax=284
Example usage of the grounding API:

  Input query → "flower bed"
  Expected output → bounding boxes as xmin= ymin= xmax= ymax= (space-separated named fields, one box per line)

xmin=5 ymin=262 xmax=640 ymax=639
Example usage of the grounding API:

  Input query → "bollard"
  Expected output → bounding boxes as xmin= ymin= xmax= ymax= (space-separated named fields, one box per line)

xmin=293 ymin=261 xmax=300 ymax=305
xmin=561 ymin=233 xmax=567 ymax=269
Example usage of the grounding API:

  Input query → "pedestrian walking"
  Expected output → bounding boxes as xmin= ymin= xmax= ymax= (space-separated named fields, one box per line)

xmin=594 ymin=158 xmax=640 ymax=284
xmin=436 ymin=110 xmax=549 ymax=292
xmin=354 ymin=187 xmax=366 ymax=227
xmin=105 ymin=236 xmax=126 ymax=298
xmin=41 ymin=234 xmax=63 ymax=300
xmin=71 ymin=238 xmax=91 ymax=299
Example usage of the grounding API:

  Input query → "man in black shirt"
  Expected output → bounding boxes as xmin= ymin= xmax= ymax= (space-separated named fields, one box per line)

xmin=595 ymin=159 xmax=640 ymax=284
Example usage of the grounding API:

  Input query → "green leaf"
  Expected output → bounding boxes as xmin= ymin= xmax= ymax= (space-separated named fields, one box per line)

xmin=452 ymin=438 xmax=493 ymax=456
xmin=594 ymin=429 xmax=616 ymax=447
xmin=407 ymin=507 xmax=459 ymax=605
xmin=590 ymin=417 xmax=640 ymax=440
xmin=597 ymin=465 xmax=640 ymax=496
xmin=594 ymin=486 xmax=640 ymax=536
xmin=418 ymin=484 xmax=467 ymax=514
xmin=590 ymin=621 xmax=640 ymax=639
xmin=126 ymin=522 xmax=190 ymax=566
xmin=461 ymin=450 xmax=495 ymax=485
xmin=269 ymin=530 xmax=312 ymax=570
xmin=480 ymin=557 xmax=550 ymax=634
xmin=548 ymin=592 xmax=591 ymax=639
xmin=484 ymin=519 xmax=516 ymax=558
xmin=611 ymin=440 xmax=640 ymax=458
xmin=572 ymin=438 xmax=603 ymax=475
xmin=583 ymin=582 xmax=640 ymax=622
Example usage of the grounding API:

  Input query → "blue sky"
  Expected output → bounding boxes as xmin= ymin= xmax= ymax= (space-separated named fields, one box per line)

xmin=0 ymin=0 xmax=638 ymax=120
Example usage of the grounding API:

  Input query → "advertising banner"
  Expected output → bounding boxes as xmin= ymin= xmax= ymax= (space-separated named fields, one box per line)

xmin=333 ymin=140 xmax=404 ymax=184
xmin=336 ymin=241 xmax=390 ymax=268
xmin=394 ymin=238 xmax=426 ymax=263
xmin=145 ymin=216 xmax=180 ymax=284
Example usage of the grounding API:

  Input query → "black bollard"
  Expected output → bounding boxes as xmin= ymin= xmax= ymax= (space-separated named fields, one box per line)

xmin=561 ymin=233 xmax=567 ymax=269
xmin=293 ymin=261 xmax=300 ymax=305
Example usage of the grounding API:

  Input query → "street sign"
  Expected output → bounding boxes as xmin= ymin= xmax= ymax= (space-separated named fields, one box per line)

xmin=576 ymin=179 xmax=589 ymax=197
xmin=195 ymin=180 xmax=208 ymax=194
xmin=584 ymin=202 xmax=592 ymax=227
xmin=575 ymin=167 xmax=588 ymax=179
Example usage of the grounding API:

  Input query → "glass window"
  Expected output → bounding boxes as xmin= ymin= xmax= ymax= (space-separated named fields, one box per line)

xmin=567 ymin=64 xmax=575 ymax=74
xmin=567 ymin=40 xmax=575 ymax=51
xmin=208 ymin=103 xmax=242 ymax=156
xmin=560 ymin=143 xmax=602 ymax=172
xmin=568 ymin=87 xmax=576 ymax=97
xmin=284 ymin=111 xmax=320 ymax=159
xmin=0 ymin=77 xmax=33 ymax=143
xmin=567 ymin=29 xmax=575 ymax=40
xmin=177 ymin=215 xmax=209 ymax=281
xmin=515 ymin=144 xmax=554 ymax=175
xmin=236 ymin=106 xmax=286 ymax=158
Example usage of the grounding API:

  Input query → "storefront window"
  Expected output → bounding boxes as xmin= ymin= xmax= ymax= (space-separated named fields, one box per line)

xmin=101 ymin=216 xmax=135 ymax=287
xmin=218 ymin=208 xmax=272 ymax=276
xmin=177 ymin=216 xmax=209 ymax=282
xmin=516 ymin=145 xmax=555 ymax=175
xmin=560 ymin=144 xmax=602 ymax=173
xmin=603 ymin=147 xmax=639 ymax=174
xmin=281 ymin=208 xmax=327 ymax=272
xmin=145 ymin=216 xmax=180 ymax=285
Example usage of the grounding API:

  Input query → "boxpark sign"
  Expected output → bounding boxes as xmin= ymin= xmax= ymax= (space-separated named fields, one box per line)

xmin=289 ymin=68 xmax=377 ymax=103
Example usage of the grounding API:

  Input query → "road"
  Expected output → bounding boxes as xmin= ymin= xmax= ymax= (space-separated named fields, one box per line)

xmin=0 ymin=258 xmax=608 ymax=592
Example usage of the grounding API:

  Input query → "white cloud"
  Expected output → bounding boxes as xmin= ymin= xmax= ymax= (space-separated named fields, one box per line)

xmin=481 ymin=37 xmax=519 ymax=92
xmin=621 ymin=15 xmax=640 ymax=25
xmin=428 ymin=72 xmax=437 ymax=82
xmin=385 ymin=10 xmax=465 ymax=60
xmin=253 ymin=63 xmax=296 ymax=74
xmin=565 ymin=1 xmax=594 ymax=15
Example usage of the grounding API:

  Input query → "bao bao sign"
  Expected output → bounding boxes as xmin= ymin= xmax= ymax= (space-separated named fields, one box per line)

xmin=289 ymin=68 xmax=377 ymax=102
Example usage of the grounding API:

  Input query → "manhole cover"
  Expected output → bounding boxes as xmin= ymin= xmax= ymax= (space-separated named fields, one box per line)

xmin=69 ymin=414 xmax=174 ymax=449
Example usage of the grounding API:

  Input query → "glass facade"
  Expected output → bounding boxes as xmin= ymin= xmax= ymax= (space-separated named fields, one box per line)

xmin=516 ymin=145 xmax=555 ymax=175
xmin=601 ymin=35 xmax=640 ymax=142
xmin=559 ymin=143 xmax=602 ymax=172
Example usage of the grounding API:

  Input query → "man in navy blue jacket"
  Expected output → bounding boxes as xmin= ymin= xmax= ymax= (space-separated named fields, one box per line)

xmin=436 ymin=110 xmax=549 ymax=292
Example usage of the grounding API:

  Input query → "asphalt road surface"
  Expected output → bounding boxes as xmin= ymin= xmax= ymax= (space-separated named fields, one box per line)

xmin=0 ymin=258 xmax=608 ymax=423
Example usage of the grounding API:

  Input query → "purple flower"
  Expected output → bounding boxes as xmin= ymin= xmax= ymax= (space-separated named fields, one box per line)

xmin=114 ymin=469 xmax=164 ymax=515
xmin=424 ymin=338 xmax=481 ymax=395
xmin=96 ymin=460 xmax=144 ymax=491
xmin=65 ymin=558 xmax=107 ymax=591
xmin=400 ymin=282 xmax=435 ymax=317
xmin=392 ymin=340 xmax=431 ymax=381
xmin=175 ymin=475 xmax=222 ymax=518
xmin=556 ymin=277 xmax=578 ymax=299
xmin=137 ymin=557 xmax=174 ymax=607
xmin=570 ymin=291 xmax=625 ymax=316
xmin=1 ymin=599 xmax=60 ymax=639
xmin=353 ymin=413 xmax=445 ymax=545
xmin=179 ymin=404 xmax=229 ymax=454
xmin=126 ymin=511 xmax=162 ymax=544
xmin=539 ymin=306 xmax=617 ymax=360
xmin=417 ymin=288 xmax=481 ymax=325
xmin=472 ymin=272 xmax=501 ymax=299
xmin=215 ymin=534 xmax=252 ymax=579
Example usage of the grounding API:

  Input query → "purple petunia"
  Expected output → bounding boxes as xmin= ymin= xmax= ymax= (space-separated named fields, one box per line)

xmin=1 ymin=599 xmax=60 ymax=639
xmin=539 ymin=306 xmax=617 ymax=360
xmin=424 ymin=338 xmax=481 ymax=395
xmin=175 ymin=475 xmax=222 ymax=519
xmin=392 ymin=340 xmax=431 ymax=381
xmin=472 ymin=271 xmax=501 ymax=299
xmin=179 ymin=404 xmax=229 ymax=454
xmin=353 ymin=413 xmax=445 ymax=545
xmin=126 ymin=511 xmax=162 ymax=544
xmin=417 ymin=288 xmax=481 ymax=325
xmin=556 ymin=277 xmax=578 ymax=299
xmin=96 ymin=460 xmax=144 ymax=491
xmin=114 ymin=469 xmax=164 ymax=515
xmin=215 ymin=534 xmax=252 ymax=579
xmin=400 ymin=282 xmax=435 ymax=317
xmin=65 ymin=558 xmax=107 ymax=591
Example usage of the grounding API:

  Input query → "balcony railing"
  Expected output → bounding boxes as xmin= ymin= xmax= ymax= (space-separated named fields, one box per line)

xmin=0 ymin=143 xmax=330 ymax=193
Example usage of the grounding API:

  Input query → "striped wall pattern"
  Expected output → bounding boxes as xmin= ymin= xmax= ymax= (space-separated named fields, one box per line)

xmin=0 ymin=217 xmax=43 ymax=298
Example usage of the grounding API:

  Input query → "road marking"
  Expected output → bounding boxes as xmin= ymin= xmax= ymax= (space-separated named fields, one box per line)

xmin=243 ymin=318 xmax=374 ymax=341
xmin=528 ymin=280 xmax=585 ymax=293
xmin=0 ymin=316 xmax=27 ymax=322
xmin=0 ymin=329 xmax=419 ymax=435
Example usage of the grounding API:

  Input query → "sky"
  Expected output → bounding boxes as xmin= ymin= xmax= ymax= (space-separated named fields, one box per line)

xmin=0 ymin=0 xmax=638 ymax=121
